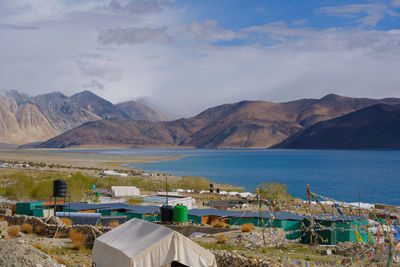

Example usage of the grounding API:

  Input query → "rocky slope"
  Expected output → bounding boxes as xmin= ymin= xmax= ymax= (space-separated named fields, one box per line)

xmin=277 ymin=103 xmax=400 ymax=149
xmin=37 ymin=94 xmax=400 ymax=148
xmin=0 ymin=90 xmax=164 ymax=145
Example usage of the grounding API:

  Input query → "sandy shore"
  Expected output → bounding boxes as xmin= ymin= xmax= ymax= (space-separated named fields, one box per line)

xmin=0 ymin=148 xmax=181 ymax=170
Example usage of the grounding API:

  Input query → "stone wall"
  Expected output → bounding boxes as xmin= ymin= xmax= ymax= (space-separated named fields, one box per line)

xmin=0 ymin=214 xmax=112 ymax=243
xmin=212 ymin=250 xmax=281 ymax=267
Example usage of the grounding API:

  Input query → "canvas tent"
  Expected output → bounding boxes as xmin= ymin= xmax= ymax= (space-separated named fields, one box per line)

xmin=111 ymin=186 xmax=141 ymax=198
xmin=92 ymin=219 xmax=217 ymax=267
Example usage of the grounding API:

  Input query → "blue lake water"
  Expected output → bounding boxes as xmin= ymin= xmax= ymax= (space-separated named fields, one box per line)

xmin=69 ymin=149 xmax=400 ymax=205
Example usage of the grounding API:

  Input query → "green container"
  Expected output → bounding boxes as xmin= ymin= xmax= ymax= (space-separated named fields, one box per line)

xmin=95 ymin=192 xmax=100 ymax=197
xmin=33 ymin=209 xmax=44 ymax=217
xmin=16 ymin=202 xmax=34 ymax=215
xmin=92 ymin=185 xmax=96 ymax=189
xmin=173 ymin=205 xmax=188 ymax=222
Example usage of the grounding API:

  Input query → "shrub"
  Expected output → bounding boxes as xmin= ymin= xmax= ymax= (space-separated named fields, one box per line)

xmin=32 ymin=243 xmax=43 ymax=251
xmin=211 ymin=221 xmax=226 ymax=228
xmin=35 ymin=226 xmax=43 ymax=234
xmin=61 ymin=218 xmax=73 ymax=226
xmin=109 ymin=220 xmax=120 ymax=227
xmin=69 ymin=229 xmax=86 ymax=250
xmin=216 ymin=234 xmax=228 ymax=244
xmin=21 ymin=223 xmax=33 ymax=234
xmin=54 ymin=256 xmax=67 ymax=265
xmin=240 ymin=223 xmax=255 ymax=232
xmin=8 ymin=225 xmax=20 ymax=238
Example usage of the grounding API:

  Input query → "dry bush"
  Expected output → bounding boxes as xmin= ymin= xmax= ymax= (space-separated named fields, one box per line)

xmin=61 ymin=218 xmax=73 ymax=226
xmin=35 ymin=226 xmax=43 ymax=234
xmin=8 ymin=225 xmax=20 ymax=238
xmin=240 ymin=223 xmax=255 ymax=232
xmin=54 ymin=256 xmax=67 ymax=265
xmin=109 ymin=220 xmax=120 ymax=227
xmin=216 ymin=233 xmax=228 ymax=244
xmin=0 ymin=217 xmax=4 ymax=222
xmin=212 ymin=221 xmax=226 ymax=228
xmin=32 ymin=243 xmax=43 ymax=251
xmin=261 ymin=246 xmax=268 ymax=253
xmin=69 ymin=229 xmax=86 ymax=250
xmin=21 ymin=223 xmax=33 ymax=234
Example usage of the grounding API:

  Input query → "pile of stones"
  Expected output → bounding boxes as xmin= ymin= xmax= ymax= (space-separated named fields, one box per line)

xmin=335 ymin=241 xmax=370 ymax=256
xmin=234 ymin=228 xmax=287 ymax=249
xmin=212 ymin=250 xmax=280 ymax=267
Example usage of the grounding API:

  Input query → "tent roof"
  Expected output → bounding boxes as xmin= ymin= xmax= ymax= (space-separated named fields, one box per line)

xmin=93 ymin=219 xmax=216 ymax=267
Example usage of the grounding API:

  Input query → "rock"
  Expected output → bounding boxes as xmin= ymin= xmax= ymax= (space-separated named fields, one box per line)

xmin=322 ymin=249 xmax=332 ymax=255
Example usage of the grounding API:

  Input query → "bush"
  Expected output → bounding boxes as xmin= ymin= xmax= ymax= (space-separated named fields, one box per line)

xmin=212 ymin=221 xmax=226 ymax=228
xmin=109 ymin=220 xmax=120 ymax=227
xmin=21 ymin=223 xmax=33 ymax=234
xmin=61 ymin=218 xmax=73 ymax=226
xmin=8 ymin=225 xmax=20 ymax=238
xmin=35 ymin=226 xmax=43 ymax=234
xmin=216 ymin=234 xmax=228 ymax=244
xmin=256 ymin=182 xmax=292 ymax=203
xmin=32 ymin=243 xmax=43 ymax=251
xmin=69 ymin=229 xmax=86 ymax=250
xmin=240 ymin=223 xmax=255 ymax=232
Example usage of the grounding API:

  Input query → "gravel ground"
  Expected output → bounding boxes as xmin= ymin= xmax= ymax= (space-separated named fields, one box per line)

xmin=0 ymin=239 xmax=62 ymax=267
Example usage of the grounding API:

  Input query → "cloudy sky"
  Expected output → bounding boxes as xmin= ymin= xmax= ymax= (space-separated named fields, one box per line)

xmin=1 ymin=0 xmax=400 ymax=117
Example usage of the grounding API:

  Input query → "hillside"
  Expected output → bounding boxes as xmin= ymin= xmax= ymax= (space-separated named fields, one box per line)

xmin=277 ymin=104 xmax=400 ymax=149
xmin=0 ymin=90 xmax=164 ymax=145
xmin=37 ymin=94 xmax=400 ymax=148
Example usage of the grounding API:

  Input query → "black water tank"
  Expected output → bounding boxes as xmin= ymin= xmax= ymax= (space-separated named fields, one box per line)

xmin=210 ymin=184 xmax=214 ymax=188
xmin=216 ymin=188 xmax=220 ymax=193
xmin=160 ymin=205 xmax=173 ymax=223
xmin=210 ymin=188 xmax=214 ymax=193
xmin=53 ymin=179 xmax=67 ymax=197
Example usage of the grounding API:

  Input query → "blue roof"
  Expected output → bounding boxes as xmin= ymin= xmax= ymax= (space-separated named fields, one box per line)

xmin=188 ymin=209 xmax=241 ymax=217
xmin=310 ymin=214 xmax=366 ymax=222
xmin=126 ymin=206 xmax=160 ymax=214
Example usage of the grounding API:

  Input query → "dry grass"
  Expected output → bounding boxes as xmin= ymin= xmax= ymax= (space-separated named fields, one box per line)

xmin=35 ymin=225 xmax=43 ymax=234
xmin=61 ymin=218 xmax=73 ymax=226
xmin=69 ymin=229 xmax=86 ymax=250
xmin=32 ymin=243 xmax=43 ymax=250
xmin=261 ymin=246 xmax=268 ymax=253
xmin=216 ymin=233 xmax=228 ymax=244
xmin=8 ymin=225 xmax=20 ymax=238
xmin=54 ymin=256 xmax=67 ymax=265
xmin=21 ymin=223 xmax=33 ymax=234
xmin=240 ymin=223 xmax=255 ymax=232
xmin=109 ymin=220 xmax=120 ymax=227
xmin=211 ymin=221 xmax=226 ymax=228
xmin=0 ymin=217 xmax=4 ymax=222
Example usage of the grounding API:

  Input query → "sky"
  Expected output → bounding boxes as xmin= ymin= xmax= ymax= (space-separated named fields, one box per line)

xmin=0 ymin=0 xmax=399 ymax=117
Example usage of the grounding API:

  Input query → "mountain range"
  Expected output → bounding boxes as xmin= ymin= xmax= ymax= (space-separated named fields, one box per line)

xmin=0 ymin=90 xmax=165 ymax=145
xmin=34 ymin=94 xmax=400 ymax=149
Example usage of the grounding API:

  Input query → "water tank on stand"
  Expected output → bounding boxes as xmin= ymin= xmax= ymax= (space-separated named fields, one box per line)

xmin=53 ymin=179 xmax=68 ymax=197
xmin=160 ymin=205 xmax=173 ymax=223
xmin=173 ymin=205 xmax=188 ymax=222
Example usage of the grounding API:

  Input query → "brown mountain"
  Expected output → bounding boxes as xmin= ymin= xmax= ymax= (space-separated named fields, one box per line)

xmin=0 ymin=90 xmax=164 ymax=145
xmin=37 ymin=94 xmax=400 ymax=148
xmin=116 ymin=101 xmax=167 ymax=122
xmin=277 ymin=104 xmax=400 ymax=149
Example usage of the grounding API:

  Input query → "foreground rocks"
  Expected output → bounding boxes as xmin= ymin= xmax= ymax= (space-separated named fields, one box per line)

xmin=0 ymin=239 xmax=62 ymax=267
xmin=213 ymin=250 xmax=280 ymax=267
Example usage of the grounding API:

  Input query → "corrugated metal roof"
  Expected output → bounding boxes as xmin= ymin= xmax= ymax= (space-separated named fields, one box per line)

xmin=311 ymin=214 xmax=365 ymax=222
xmin=188 ymin=209 xmax=241 ymax=217
xmin=126 ymin=206 xmax=161 ymax=214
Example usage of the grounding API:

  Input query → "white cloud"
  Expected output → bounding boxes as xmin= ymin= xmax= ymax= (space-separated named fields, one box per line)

xmin=187 ymin=20 xmax=245 ymax=42
xmin=106 ymin=0 xmax=172 ymax=15
xmin=317 ymin=4 xmax=387 ymax=26
xmin=98 ymin=27 xmax=174 ymax=45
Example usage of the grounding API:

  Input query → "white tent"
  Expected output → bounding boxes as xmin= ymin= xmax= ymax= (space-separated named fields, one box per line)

xmin=111 ymin=186 xmax=141 ymax=198
xmin=92 ymin=219 xmax=217 ymax=267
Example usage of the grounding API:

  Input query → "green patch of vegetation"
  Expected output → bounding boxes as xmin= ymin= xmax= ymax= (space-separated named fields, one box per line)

xmin=195 ymin=241 xmax=247 ymax=252
xmin=256 ymin=181 xmax=292 ymax=203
